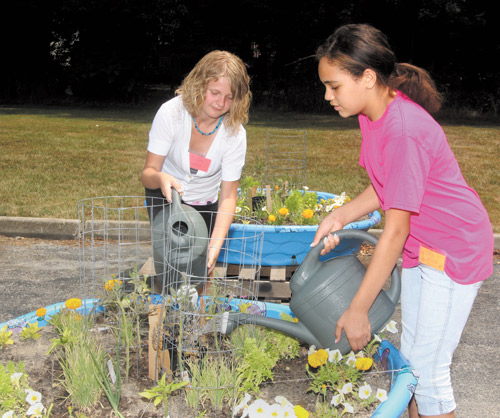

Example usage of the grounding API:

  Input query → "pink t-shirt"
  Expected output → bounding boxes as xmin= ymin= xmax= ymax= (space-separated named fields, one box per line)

xmin=358 ymin=92 xmax=493 ymax=284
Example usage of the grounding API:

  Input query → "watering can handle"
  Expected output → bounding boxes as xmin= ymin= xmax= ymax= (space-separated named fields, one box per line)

xmin=307 ymin=229 xmax=401 ymax=306
xmin=170 ymin=187 xmax=182 ymax=207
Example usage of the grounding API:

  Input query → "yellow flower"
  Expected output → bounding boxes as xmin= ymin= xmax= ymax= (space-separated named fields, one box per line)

xmin=302 ymin=209 xmax=314 ymax=219
xmin=278 ymin=207 xmax=289 ymax=216
xmin=355 ymin=357 xmax=374 ymax=371
xmin=35 ymin=307 xmax=47 ymax=318
xmin=294 ymin=405 xmax=310 ymax=418
xmin=105 ymin=278 xmax=122 ymax=291
xmin=268 ymin=214 xmax=276 ymax=222
xmin=65 ymin=298 xmax=82 ymax=311
xmin=308 ymin=349 xmax=329 ymax=368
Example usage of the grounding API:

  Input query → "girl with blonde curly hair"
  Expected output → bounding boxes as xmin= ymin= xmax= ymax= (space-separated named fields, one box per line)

xmin=142 ymin=50 xmax=251 ymax=272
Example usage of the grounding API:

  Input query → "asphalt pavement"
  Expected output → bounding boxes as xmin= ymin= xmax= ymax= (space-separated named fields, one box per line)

xmin=0 ymin=217 xmax=499 ymax=417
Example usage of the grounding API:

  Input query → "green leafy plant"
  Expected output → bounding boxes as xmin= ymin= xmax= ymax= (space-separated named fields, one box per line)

xmin=230 ymin=324 xmax=299 ymax=396
xmin=0 ymin=361 xmax=28 ymax=414
xmin=47 ymin=303 xmax=124 ymax=416
xmin=58 ymin=335 xmax=106 ymax=410
xmin=139 ymin=373 xmax=188 ymax=417
xmin=184 ymin=355 xmax=237 ymax=411
xmin=99 ymin=268 xmax=151 ymax=382
xmin=84 ymin=338 xmax=124 ymax=418
xmin=20 ymin=321 xmax=43 ymax=340
xmin=0 ymin=325 xmax=14 ymax=350
xmin=47 ymin=309 xmax=86 ymax=355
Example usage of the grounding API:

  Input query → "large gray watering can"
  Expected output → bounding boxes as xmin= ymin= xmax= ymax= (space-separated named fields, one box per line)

xmin=213 ymin=229 xmax=401 ymax=354
xmin=151 ymin=189 xmax=208 ymax=291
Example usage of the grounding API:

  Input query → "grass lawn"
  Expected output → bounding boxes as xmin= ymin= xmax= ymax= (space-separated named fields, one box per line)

xmin=0 ymin=104 xmax=499 ymax=232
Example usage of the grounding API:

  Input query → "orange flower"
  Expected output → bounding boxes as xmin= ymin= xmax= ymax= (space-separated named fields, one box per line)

xmin=278 ymin=207 xmax=289 ymax=216
xmin=302 ymin=209 xmax=314 ymax=219
xmin=36 ymin=307 xmax=47 ymax=318
xmin=65 ymin=298 xmax=82 ymax=311
xmin=268 ymin=214 xmax=276 ymax=222
xmin=105 ymin=278 xmax=122 ymax=291
xmin=355 ymin=357 xmax=374 ymax=371
xmin=308 ymin=349 xmax=329 ymax=368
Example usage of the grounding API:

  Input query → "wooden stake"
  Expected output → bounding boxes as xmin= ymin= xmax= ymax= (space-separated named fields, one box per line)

xmin=148 ymin=305 xmax=171 ymax=381
xmin=266 ymin=185 xmax=272 ymax=210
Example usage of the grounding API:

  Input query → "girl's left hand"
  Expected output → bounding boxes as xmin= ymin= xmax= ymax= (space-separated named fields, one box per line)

xmin=335 ymin=307 xmax=372 ymax=352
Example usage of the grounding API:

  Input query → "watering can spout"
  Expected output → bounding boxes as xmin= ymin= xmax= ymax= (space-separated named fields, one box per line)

xmin=217 ymin=312 xmax=323 ymax=348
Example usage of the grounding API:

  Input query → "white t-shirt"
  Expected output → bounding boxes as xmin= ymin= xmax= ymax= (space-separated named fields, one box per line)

xmin=147 ymin=96 xmax=247 ymax=204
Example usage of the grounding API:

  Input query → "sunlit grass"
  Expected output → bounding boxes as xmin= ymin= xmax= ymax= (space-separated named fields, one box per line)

xmin=0 ymin=105 xmax=498 ymax=232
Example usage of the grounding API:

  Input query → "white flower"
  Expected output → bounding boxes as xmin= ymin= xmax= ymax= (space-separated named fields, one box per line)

xmin=327 ymin=349 xmax=343 ymax=363
xmin=303 ymin=186 xmax=309 ymax=191
xmin=233 ymin=393 xmax=252 ymax=417
xmin=376 ymin=388 xmax=388 ymax=402
xmin=373 ymin=334 xmax=382 ymax=343
xmin=164 ymin=295 xmax=174 ymax=307
xmin=342 ymin=402 xmax=354 ymax=414
xmin=274 ymin=396 xmax=293 ymax=408
xmin=282 ymin=404 xmax=296 ymax=418
xmin=358 ymin=384 xmax=372 ymax=399
xmin=269 ymin=403 xmax=285 ymax=418
xmin=307 ymin=345 xmax=317 ymax=356
xmin=331 ymin=393 xmax=342 ymax=406
xmin=325 ymin=204 xmax=334 ymax=212
xmin=262 ymin=206 xmax=267 ymax=212
xmin=2 ymin=411 xmax=15 ymax=418
xmin=384 ymin=320 xmax=398 ymax=334
xmin=176 ymin=285 xmax=198 ymax=308
xmin=248 ymin=399 xmax=270 ymax=417
xmin=235 ymin=206 xmax=242 ymax=214
xmin=341 ymin=382 xmax=353 ymax=394
xmin=26 ymin=403 xmax=44 ymax=416
xmin=345 ymin=352 xmax=357 ymax=367
xmin=26 ymin=390 xmax=42 ymax=405
xmin=334 ymin=197 xmax=344 ymax=206
xmin=10 ymin=372 xmax=23 ymax=386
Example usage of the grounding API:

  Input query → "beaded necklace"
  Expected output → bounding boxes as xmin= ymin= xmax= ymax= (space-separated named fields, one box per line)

xmin=192 ymin=116 xmax=223 ymax=136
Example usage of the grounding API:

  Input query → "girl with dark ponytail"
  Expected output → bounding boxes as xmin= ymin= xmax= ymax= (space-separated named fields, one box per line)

xmin=312 ymin=24 xmax=493 ymax=418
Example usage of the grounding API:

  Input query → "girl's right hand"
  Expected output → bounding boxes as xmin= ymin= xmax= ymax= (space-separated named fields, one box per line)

xmin=310 ymin=213 xmax=344 ymax=255
xmin=159 ymin=172 xmax=183 ymax=202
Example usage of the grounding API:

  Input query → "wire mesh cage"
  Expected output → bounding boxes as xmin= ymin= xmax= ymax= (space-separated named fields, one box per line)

xmin=78 ymin=195 xmax=265 ymax=417
xmin=263 ymin=129 xmax=307 ymax=189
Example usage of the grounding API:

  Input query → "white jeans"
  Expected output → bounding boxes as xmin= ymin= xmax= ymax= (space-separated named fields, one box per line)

xmin=400 ymin=265 xmax=481 ymax=416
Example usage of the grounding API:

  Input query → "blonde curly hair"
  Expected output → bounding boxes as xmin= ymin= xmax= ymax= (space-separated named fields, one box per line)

xmin=176 ymin=50 xmax=251 ymax=135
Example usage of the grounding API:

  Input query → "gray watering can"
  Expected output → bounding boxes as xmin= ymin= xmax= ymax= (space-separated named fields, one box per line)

xmin=210 ymin=229 xmax=401 ymax=354
xmin=151 ymin=189 xmax=209 ymax=292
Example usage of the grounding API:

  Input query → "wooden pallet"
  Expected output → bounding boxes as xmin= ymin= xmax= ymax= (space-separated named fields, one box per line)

xmin=138 ymin=257 xmax=298 ymax=301
xmin=213 ymin=263 xmax=298 ymax=301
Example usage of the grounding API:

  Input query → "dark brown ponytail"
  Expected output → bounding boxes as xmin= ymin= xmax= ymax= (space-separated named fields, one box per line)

xmin=389 ymin=63 xmax=443 ymax=113
xmin=317 ymin=24 xmax=443 ymax=114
